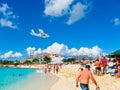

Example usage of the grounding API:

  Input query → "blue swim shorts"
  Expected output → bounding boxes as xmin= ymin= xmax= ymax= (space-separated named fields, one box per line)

xmin=80 ymin=83 xmax=89 ymax=90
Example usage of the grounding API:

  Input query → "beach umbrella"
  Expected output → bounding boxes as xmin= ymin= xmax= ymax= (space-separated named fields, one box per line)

xmin=108 ymin=50 xmax=120 ymax=58
xmin=111 ymin=50 xmax=120 ymax=56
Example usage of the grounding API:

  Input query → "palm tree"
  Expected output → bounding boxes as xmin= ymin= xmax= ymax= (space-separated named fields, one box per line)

xmin=32 ymin=58 xmax=39 ymax=63
xmin=23 ymin=60 xmax=33 ymax=65
xmin=43 ymin=56 xmax=51 ymax=64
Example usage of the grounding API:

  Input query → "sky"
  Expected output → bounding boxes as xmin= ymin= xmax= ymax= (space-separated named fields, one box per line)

xmin=0 ymin=0 xmax=120 ymax=60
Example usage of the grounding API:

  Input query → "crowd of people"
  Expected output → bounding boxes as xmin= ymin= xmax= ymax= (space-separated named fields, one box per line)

xmin=76 ymin=56 xmax=120 ymax=90
xmin=77 ymin=56 xmax=120 ymax=77
xmin=43 ymin=64 xmax=61 ymax=74
xmin=41 ymin=56 xmax=120 ymax=90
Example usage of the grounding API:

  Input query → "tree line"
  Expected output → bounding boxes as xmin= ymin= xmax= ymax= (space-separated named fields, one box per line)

xmin=0 ymin=56 xmax=51 ymax=66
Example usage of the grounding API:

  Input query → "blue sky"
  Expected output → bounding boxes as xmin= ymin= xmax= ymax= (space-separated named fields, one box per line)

xmin=0 ymin=0 xmax=120 ymax=59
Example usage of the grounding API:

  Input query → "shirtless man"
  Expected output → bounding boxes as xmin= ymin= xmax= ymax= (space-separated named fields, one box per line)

xmin=76 ymin=65 xmax=99 ymax=90
xmin=94 ymin=59 xmax=102 ymax=76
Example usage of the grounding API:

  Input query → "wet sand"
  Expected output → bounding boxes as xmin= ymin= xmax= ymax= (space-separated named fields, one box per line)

xmin=7 ymin=71 xmax=58 ymax=90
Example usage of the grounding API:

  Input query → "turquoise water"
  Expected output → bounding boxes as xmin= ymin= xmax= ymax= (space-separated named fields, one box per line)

xmin=0 ymin=67 xmax=36 ymax=90
xmin=0 ymin=67 xmax=57 ymax=90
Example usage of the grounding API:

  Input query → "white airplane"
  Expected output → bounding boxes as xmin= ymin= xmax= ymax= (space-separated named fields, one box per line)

xmin=30 ymin=29 xmax=50 ymax=38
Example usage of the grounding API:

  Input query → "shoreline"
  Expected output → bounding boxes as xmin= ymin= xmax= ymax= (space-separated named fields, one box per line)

xmin=50 ymin=64 xmax=79 ymax=90
xmin=0 ymin=64 xmax=46 ymax=68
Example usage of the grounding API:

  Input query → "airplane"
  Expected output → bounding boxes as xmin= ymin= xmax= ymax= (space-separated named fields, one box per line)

xmin=30 ymin=29 xmax=50 ymax=38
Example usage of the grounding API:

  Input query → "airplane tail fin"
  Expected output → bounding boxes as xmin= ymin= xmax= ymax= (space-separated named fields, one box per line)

xmin=30 ymin=29 xmax=35 ymax=35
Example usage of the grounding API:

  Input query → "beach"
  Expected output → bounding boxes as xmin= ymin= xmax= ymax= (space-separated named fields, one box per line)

xmin=50 ymin=64 xmax=120 ymax=90
xmin=1 ymin=64 xmax=120 ymax=90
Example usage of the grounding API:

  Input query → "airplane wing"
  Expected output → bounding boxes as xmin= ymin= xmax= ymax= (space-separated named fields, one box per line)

xmin=38 ymin=29 xmax=50 ymax=38
xmin=38 ymin=29 xmax=44 ymax=34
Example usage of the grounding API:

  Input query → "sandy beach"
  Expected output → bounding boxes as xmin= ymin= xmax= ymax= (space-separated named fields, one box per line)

xmin=50 ymin=64 xmax=120 ymax=90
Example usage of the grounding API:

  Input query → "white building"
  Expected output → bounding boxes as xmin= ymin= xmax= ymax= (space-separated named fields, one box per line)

xmin=51 ymin=56 xmax=64 ymax=64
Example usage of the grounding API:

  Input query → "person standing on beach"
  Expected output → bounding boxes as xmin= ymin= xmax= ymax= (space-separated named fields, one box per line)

xmin=94 ymin=59 xmax=102 ymax=76
xmin=76 ymin=65 xmax=100 ymax=90
xmin=44 ymin=67 xmax=47 ymax=74
xmin=55 ymin=64 xmax=59 ymax=74
xmin=116 ymin=57 xmax=120 ymax=77
xmin=101 ymin=56 xmax=107 ymax=75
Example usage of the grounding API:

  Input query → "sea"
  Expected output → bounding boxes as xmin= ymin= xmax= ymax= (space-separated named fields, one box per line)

xmin=0 ymin=67 xmax=58 ymax=90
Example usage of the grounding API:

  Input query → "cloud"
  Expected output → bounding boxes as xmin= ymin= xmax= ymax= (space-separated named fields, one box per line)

xmin=67 ymin=2 xmax=87 ymax=25
xmin=26 ymin=47 xmax=42 ymax=55
xmin=11 ymin=52 xmax=22 ymax=58
xmin=26 ymin=47 xmax=36 ymax=55
xmin=0 ymin=18 xmax=17 ymax=28
xmin=42 ymin=42 xmax=103 ymax=57
xmin=0 ymin=43 xmax=105 ymax=59
xmin=0 ymin=3 xmax=18 ymax=28
xmin=43 ymin=42 xmax=69 ymax=55
xmin=44 ymin=0 xmax=73 ymax=17
xmin=44 ymin=0 xmax=93 ymax=25
xmin=0 ymin=50 xmax=22 ymax=59
xmin=34 ymin=48 xmax=42 ymax=55
xmin=113 ymin=18 xmax=120 ymax=26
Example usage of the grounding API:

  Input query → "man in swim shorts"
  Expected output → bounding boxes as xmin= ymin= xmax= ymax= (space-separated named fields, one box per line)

xmin=94 ymin=59 xmax=102 ymax=76
xmin=76 ymin=65 xmax=100 ymax=90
